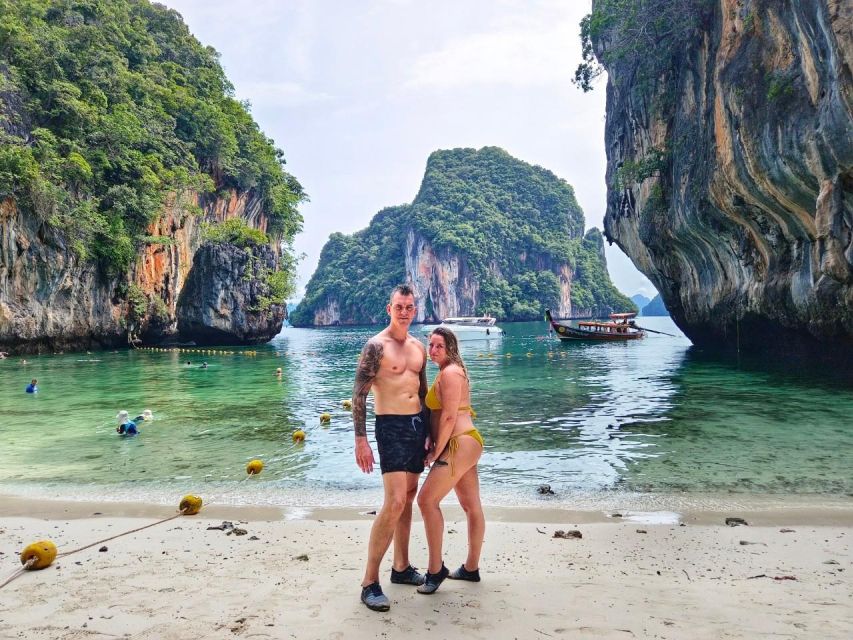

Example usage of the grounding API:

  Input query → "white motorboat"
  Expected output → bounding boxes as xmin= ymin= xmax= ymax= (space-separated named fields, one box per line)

xmin=420 ymin=316 xmax=505 ymax=340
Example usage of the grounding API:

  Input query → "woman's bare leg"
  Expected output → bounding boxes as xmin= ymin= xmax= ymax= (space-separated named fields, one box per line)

xmin=417 ymin=438 xmax=481 ymax=573
xmin=453 ymin=465 xmax=484 ymax=571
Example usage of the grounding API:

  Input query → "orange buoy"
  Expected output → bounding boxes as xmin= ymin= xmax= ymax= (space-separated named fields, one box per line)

xmin=20 ymin=540 xmax=57 ymax=570
xmin=179 ymin=495 xmax=203 ymax=515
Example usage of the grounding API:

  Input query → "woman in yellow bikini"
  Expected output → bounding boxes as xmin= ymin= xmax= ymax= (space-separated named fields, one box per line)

xmin=416 ymin=327 xmax=485 ymax=594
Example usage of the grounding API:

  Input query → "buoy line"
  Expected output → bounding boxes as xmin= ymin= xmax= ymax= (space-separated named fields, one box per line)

xmin=0 ymin=460 xmax=268 ymax=591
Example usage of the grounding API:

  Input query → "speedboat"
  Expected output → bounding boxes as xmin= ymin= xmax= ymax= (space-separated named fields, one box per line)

xmin=420 ymin=316 xmax=505 ymax=340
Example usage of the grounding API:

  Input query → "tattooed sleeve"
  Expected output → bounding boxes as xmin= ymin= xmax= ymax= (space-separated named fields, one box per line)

xmin=353 ymin=340 xmax=383 ymax=437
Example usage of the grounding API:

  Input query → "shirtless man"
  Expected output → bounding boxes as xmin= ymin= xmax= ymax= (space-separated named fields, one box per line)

xmin=354 ymin=284 xmax=430 ymax=612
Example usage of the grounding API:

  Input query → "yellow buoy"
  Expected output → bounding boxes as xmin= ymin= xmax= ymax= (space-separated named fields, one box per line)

xmin=20 ymin=540 xmax=57 ymax=570
xmin=292 ymin=429 xmax=306 ymax=443
xmin=319 ymin=412 xmax=331 ymax=424
xmin=179 ymin=494 xmax=203 ymax=515
xmin=246 ymin=459 xmax=264 ymax=475
xmin=342 ymin=399 xmax=352 ymax=410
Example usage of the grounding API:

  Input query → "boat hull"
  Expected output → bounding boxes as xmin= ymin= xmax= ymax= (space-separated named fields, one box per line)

xmin=420 ymin=324 xmax=504 ymax=340
xmin=545 ymin=309 xmax=644 ymax=342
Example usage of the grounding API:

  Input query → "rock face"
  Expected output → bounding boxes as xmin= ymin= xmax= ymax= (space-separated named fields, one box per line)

xmin=292 ymin=147 xmax=633 ymax=326
xmin=0 ymin=198 xmax=123 ymax=353
xmin=0 ymin=190 xmax=283 ymax=354
xmin=176 ymin=243 xmax=284 ymax=345
xmin=598 ymin=0 xmax=852 ymax=354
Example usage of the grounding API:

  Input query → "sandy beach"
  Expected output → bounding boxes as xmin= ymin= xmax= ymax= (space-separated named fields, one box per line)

xmin=0 ymin=498 xmax=850 ymax=640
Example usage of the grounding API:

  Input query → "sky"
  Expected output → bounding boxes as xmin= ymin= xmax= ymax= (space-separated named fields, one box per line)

xmin=161 ymin=0 xmax=657 ymax=300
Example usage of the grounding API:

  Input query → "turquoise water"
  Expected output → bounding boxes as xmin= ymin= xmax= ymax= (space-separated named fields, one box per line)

xmin=1 ymin=317 xmax=851 ymax=508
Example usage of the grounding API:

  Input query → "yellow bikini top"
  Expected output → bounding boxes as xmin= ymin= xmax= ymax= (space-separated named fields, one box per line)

xmin=425 ymin=374 xmax=476 ymax=417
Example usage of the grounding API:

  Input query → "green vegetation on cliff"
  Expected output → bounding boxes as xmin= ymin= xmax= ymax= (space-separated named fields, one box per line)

xmin=292 ymin=147 xmax=633 ymax=326
xmin=0 ymin=0 xmax=303 ymax=274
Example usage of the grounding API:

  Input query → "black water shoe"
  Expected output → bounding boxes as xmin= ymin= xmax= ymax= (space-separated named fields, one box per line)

xmin=416 ymin=563 xmax=449 ymax=594
xmin=448 ymin=564 xmax=481 ymax=582
xmin=360 ymin=582 xmax=390 ymax=611
xmin=390 ymin=564 xmax=426 ymax=585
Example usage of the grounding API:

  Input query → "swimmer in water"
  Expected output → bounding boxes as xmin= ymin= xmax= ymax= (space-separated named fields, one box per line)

xmin=200 ymin=362 xmax=208 ymax=369
xmin=116 ymin=410 xmax=138 ymax=436
xmin=25 ymin=378 xmax=38 ymax=393
xmin=133 ymin=409 xmax=153 ymax=422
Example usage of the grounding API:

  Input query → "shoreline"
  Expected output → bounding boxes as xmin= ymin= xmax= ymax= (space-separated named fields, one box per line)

xmin=3 ymin=493 xmax=853 ymax=526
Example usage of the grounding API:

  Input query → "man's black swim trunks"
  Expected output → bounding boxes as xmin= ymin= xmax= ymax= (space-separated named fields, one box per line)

xmin=375 ymin=410 xmax=429 ymax=474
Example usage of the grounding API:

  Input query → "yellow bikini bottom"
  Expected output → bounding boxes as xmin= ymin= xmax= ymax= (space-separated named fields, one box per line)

xmin=444 ymin=428 xmax=484 ymax=477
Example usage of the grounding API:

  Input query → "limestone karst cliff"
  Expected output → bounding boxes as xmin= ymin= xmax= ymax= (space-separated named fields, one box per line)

xmin=0 ymin=0 xmax=302 ymax=353
xmin=591 ymin=0 xmax=852 ymax=354
xmin=292 ymin=147 xmax=632 ymax=326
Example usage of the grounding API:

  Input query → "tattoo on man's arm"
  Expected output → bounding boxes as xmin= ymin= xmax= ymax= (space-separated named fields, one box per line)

xmin=353 ymin=341 xmax=383 ymax=437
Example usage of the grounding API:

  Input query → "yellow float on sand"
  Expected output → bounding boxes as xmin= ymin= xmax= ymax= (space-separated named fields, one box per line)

xmin=246 ymin=459 xmax=264 ymax=475
xmin=179 ymin=494 xmax=203 ymax=515
xmin=20 ymin=540 xmax=57 ymax=570
xmin=292 ymin=429 xmax=306 ymax=443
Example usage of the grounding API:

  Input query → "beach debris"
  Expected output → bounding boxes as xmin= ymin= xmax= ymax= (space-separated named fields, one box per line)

xmin=725 ymin=517 xmax=748 ymax=527
xmin=248 ymin=536 xmax=260 ymax=541
xmin=738 ymin=540 xmax=765 ymax=546
xmin=553 ymin=530 xmax=582 ymax=539
xmin=779 ymin=528 xmax=796 ymax=533
xmin=773 ymin=575 xmax=798 ymax=581
xmin=294 ymin=554 xmax=309 ymax=561
xmin=207 ymin=521 xmax=234 ymax=531
xmin=537 ymin=484 xmax=555 ymax=495
xmin=611 ymin=513 xmax=623 ymax=518
xmin=823 ymin=560 xmax=840 ymax=565
xmin=227 ymin=527 xmax=248 ymax=536
xmin=536 ymin=527 xmax=547 ymax=534
xmin=98 ymin=546 xmax=108 ymax=552
xmin=636 ymin=529 xmax=647 ymax=534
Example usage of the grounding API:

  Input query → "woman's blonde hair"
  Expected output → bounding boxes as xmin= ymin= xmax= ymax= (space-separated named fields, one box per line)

xmin=430 ymin=327 xmax=468 ymax=380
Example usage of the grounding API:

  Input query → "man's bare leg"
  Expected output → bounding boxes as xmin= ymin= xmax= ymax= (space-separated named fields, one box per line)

xmin=362 ymin=471 xmax=409 ymax=586
xmin=392 ymin=472 xmax=419 ymax=571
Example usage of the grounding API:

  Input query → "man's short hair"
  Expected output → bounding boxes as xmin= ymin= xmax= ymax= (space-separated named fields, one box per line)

xmin=390 ymin=284 xmax=414 ymax=301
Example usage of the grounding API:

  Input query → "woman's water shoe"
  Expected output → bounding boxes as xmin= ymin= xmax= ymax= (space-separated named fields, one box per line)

xmin=390 ymin=564 xmax=425 ymax=585
xmin=448 ymin=564 xmax=481 ymax=582
xmin=416 ymin=563 xmax=449 ymax=594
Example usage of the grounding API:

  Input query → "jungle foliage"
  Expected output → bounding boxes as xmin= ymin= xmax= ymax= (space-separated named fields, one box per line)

xmin=573 ymin=0 xmax=713 ymax=92
xmin=0 ymin=0 xmax=303 ymax=275
xmin=291 ymin=147 xmax=633 ymax=326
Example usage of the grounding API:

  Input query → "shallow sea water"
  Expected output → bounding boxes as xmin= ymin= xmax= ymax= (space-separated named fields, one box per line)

xmin=1 ymin=317 xmax=851 ymax=509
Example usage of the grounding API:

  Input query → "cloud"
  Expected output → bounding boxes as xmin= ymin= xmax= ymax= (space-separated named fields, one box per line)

xmin=234 ymin=80 xmax=333 ymax=108
xmin=403 ymin=11 xmax=578 ymax=90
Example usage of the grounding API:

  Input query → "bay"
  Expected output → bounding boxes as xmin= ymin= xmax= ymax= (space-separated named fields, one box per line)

xmin=1 ymin=317 xmax=851 ymax=509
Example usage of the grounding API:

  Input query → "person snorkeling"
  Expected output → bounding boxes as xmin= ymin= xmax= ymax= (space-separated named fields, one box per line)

xmin=116 ymin=410 xmax=138 ymax=436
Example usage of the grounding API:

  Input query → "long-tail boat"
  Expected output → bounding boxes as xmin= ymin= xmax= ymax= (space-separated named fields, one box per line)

xmin=545 ymin=309 xmax=645 ymax=342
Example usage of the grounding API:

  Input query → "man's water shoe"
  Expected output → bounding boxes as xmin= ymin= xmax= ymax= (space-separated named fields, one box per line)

xmin=360 ymin=582 xmax=390 ymax=611
xmin=416 ymin=563 xmax=449 ymax=594
xmin=448 ymin=564 xmax=481 ymax=582
xmin=390 ymin=564 xmax=426 ymax=586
